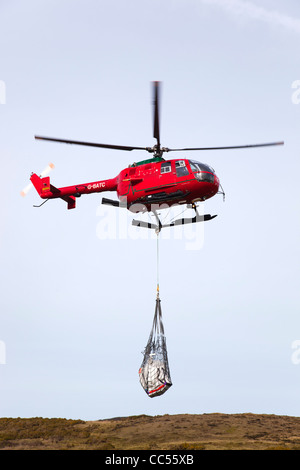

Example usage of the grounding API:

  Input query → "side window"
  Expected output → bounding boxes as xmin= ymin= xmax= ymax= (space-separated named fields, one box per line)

xmin=175 ymin=160 xmax=189 ymax=177
xmin=160 ymin=162 xmax=172 ymax=174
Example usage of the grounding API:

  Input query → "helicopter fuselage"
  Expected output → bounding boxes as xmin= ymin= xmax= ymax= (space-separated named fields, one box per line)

xmin=31 ymin=157 xmax=220 ymax=211
xmin=117 ymin=157 xmax=219 ymax=211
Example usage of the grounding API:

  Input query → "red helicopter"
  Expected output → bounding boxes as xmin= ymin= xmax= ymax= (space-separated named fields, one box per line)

xmin=30 ymin=82 xmax=283 ymax=231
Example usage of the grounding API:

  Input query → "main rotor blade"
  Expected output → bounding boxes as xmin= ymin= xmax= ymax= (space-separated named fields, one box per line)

xmin=153 ymin=81 xmax=161 ymax=148
xmin=35 ymin=135 xmax=147 ymax=152
xmin=165 ymin=141 xmax=284 ymax=152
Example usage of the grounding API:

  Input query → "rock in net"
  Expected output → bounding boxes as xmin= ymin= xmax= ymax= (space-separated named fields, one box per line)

xmin=139 ymin=296 xmax=172 ymax=398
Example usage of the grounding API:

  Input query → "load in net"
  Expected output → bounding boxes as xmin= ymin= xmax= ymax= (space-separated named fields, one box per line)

xmin=139 ymin=295 xmax=172 ymax=398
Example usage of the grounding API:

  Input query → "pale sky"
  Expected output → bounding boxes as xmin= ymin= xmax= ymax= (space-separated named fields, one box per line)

xmin=0 ymin=0 xmax=300 ymax=420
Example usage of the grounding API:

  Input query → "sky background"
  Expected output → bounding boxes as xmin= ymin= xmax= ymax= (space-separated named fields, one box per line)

xmin=0 ymin=0 xmax=300 ymax=420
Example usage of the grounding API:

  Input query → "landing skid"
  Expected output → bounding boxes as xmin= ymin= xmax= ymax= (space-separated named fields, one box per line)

xmin=133 ymin=205 xmax=217 ymax=233
xmin=132 ymin=213 xmax=217 ymax=232
xmin=102 ymin=197 xmax=126 ymax=208
xmin=101 ymin=198 xmax=217 ymax=233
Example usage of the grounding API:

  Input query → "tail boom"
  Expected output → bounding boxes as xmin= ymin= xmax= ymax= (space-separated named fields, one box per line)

xmin=30 ymin=173 xmax=118 ymax=209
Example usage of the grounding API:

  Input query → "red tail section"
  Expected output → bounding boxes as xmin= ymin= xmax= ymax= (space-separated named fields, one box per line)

xmin=30 ymin=173 xmax=118 ymax=209
xmin=30 ymin=173 xmax=76 ymax=209
xmin=30 ymin=173 xmax=50 ymax=194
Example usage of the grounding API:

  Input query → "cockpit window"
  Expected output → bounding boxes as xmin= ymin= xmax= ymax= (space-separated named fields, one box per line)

xmin=161 ymin=161 xmax=172 ymax=174
xmin=189 ymin=160 xmax=215 ymax=183
xmin=175 ymin=160 xmax=189 ymax=177
xmin=189 ymin=160 xmax=215 ymax=173
xmin=189 ymin=161 xmax=198 ymax=172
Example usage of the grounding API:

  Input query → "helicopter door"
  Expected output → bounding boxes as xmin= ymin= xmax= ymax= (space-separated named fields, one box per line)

xmin=175 ymin=160 xmax=189 ymax=177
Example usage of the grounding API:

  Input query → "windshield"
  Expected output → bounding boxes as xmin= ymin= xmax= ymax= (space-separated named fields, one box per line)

xmin=189 ymin=160 xmax=215 ymax=173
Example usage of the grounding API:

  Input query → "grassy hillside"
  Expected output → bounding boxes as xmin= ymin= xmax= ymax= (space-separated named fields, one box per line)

xmin=1 ymin=413 xmax=300 ymax=450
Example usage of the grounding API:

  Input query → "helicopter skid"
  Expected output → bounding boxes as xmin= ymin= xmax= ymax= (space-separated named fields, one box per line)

xmin=102 ymin=197 xmax=126 ymax=208
xmin=132 ymin=213 xmax=217 ymax=232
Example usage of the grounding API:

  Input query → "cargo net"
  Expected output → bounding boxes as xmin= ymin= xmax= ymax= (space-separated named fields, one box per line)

xmin=139 ymin=296 xmax=172 ymax=398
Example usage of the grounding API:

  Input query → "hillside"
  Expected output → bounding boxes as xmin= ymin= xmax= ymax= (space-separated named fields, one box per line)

xmin=1 ymin=413 xmax=300 ymax=450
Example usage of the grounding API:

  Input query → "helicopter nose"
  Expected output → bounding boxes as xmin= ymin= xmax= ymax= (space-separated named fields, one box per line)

xmin=194 ymin=171 xmax=215 ymax=184
xmin=214 ymin=174 xmax=220 ymax=192
xmin=204 ymin=173 xmax=220 ymax=199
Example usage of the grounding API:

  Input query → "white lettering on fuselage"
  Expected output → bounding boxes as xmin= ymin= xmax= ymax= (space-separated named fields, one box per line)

xmin=87 ymin=182 xmax=106 ymax=190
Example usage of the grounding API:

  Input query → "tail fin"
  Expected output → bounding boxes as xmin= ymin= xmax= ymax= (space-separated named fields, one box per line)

xmin=30 ymin=173 xmax=50 ymax=195
xmin=30 ymin=173 xmax=76 ymax=209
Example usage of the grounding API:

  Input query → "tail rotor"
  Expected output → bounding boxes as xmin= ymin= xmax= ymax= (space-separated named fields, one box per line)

xmin=20 ymin=162 xmax=54 ymax=197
